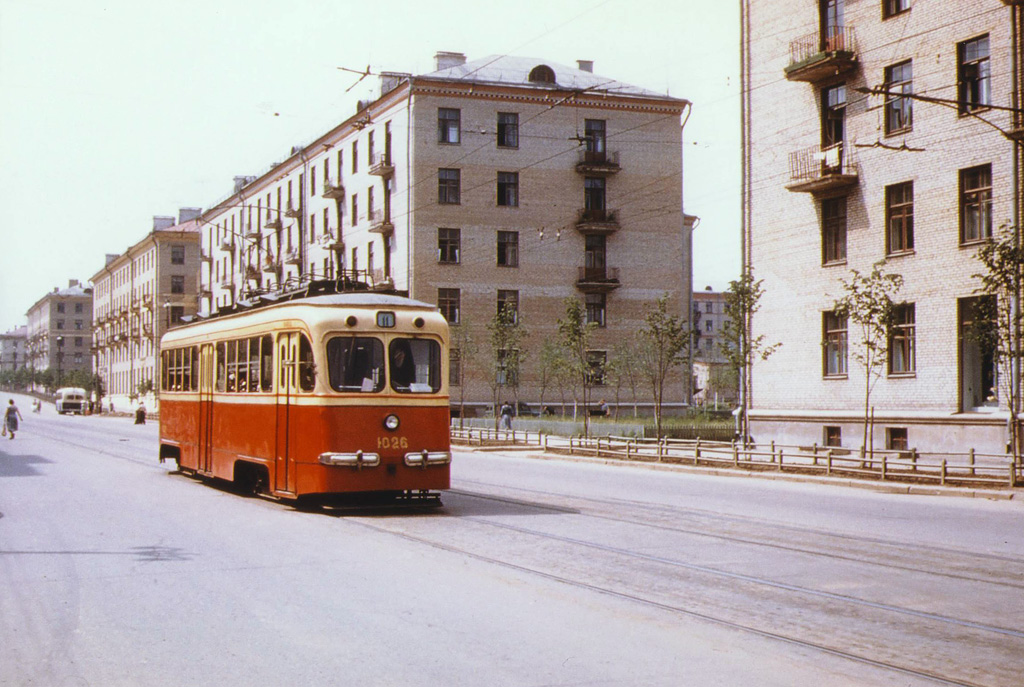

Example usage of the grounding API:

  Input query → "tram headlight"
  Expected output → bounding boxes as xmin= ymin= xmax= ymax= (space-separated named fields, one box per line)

xmin=383 ymin=414 xmax=400 ymax=431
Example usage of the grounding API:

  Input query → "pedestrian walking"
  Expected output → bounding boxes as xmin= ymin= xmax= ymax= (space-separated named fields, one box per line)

xmin=135 ymin=402 xmax=147 ymax=425
xmin=5 ymin=399 xmax=24 ymax=439
xmin=500 ymin=402 xmax=513 ymax=430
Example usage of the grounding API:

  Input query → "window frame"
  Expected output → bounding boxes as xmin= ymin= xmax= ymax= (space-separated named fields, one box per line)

xmin=958 ymin=35 xmax=991 ymax=115
xmin=888 ymin=303 xmax=916 ymax=376
xmin=438 ymin=287 xmax=461 ymax=324
xmin=885 ymin=181 xmax=914 ymax=256
xmin=821 ymin=196 xmax=847 ymax=265
xmin=884 ymin=60 xmax=913 ymax=135
xmin=438 ymin=228 xmax=461 ymax=264
xmin=960 ymin=164 xmax=993 ymax=244
xmin=823 ymin=310 xmax=848 ymax=377
xmin=882 ymin=0 xmax=910 ymax=20
xmin=497 ymin=112 xmax=519 ymax=148
xmin=497 ymin=171 xmax=519 ymax=207
xmin=438 ymin=168 xmax=461 ymax=205
xmin=497 ymin=230 xmax=519 ymax=267
xmin=438 ymin=108 xmax=461 ymax=145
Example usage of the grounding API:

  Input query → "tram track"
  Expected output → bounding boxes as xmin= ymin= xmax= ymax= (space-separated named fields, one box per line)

xmin=451 ymin=480 xmax=1024 ymax=586
xmin=348 ymin=513 xmax=994 ymax=687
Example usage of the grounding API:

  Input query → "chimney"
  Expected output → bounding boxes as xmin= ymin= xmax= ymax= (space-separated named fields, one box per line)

xmin=178 ymin=207 xmax=202 ymax=224
xmin=233 ymin=176 xmax=252 ymax=193
xmin=380 ymin=71 xmax=411 ymax=97
xmin=153 ymin=216 xmax=175 ymax=231
xmin=68 ymin=279 xmax=79 ymax=288
xmin=434 ymin=51 xmax=467 ymax=71
xmin=105 ymin=254 xmax=119 ymax=266
xmin=577 ymin=60 xmax=594 ymax=73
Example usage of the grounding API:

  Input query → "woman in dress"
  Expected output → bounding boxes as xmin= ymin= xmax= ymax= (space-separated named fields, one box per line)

xmin=5 ymin=399 xmax=24 ymax=439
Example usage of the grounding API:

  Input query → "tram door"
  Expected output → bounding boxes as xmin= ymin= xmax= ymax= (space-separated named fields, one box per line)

xmin=197 ymin=344 xmax=215 ymax=474
xmin=274 ymin=332 xmax=301 ymax=494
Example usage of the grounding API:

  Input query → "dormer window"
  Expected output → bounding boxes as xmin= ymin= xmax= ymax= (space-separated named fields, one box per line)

xmin=529 ymin=65 xmax=556 ymax=84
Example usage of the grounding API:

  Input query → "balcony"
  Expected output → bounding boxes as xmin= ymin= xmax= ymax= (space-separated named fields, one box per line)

xmin=200 ymin=250 xmax=213 ymax=263
xmin=265 ymin=217 xmax=283 ymax=231
xmin=785 ymin=27 xmax=858 ymax=84
xmin=219 ymin=277 xmax=236 ymax=290
xmin=786 ymin=143 xmax=858 ymax=195
xmin=575 ymin=208 xmax=620 ymax=234
xmin=575 ymin=150 xmax=620 ymax=176
xmin=262 ymin=256 xmax=279 ymax=273
xmin=322 ymin=180 xmax=345 ymax=199
xmin=368 ymin=153 xmax=395 ymax=177
xmin=218 ymin=237 xmax=235 ymax=252
xmin=368 ymin=209 xmax=394 ymax=235
xmin=284 ymin=249 xmax=302 ymax=266
xmin=244 ymin=223 xmax=261 ymax=240
xmin=284 ymin=203 xmax=302 ymax=219
xmin=576 ymin=266 xmax=621 ymax=292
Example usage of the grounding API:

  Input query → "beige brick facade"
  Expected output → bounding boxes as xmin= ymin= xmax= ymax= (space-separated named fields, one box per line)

xmin=201 ymin=54 xmax=693 ymax=412
xmin=742 ymin=0 xmax=1024 ymax=454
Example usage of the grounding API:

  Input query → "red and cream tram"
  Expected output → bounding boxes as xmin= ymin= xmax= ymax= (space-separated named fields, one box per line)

xmin=158 ymin=292 xmax=451 ymax=504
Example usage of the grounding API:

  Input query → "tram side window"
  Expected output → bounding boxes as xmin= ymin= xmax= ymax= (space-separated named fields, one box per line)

xmin=216 ymin=343 xmax=226 ymax=392
xmin=326 ymin=337 xmax=384 ymax=392
xmin=389 ymin=338 xmax=442 ymax=393
xmin=161 ymin=351 xmax=170 ymax=391
xmin=186 ymin=346 xmax=198 ymax=391
xmin=299 ymin=335 xmax=316 ymax=392
xmin=247 ymin=338 xmax=260 ymax=393
xmin=260 ymin=335 xmax=273 ymax=391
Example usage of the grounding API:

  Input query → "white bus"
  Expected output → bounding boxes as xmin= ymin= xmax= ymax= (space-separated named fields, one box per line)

xmin=55 ymin=387 xmax=88 ymax=414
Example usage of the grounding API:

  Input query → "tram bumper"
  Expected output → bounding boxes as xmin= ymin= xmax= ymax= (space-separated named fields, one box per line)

xmin=403 ymin=450 xmax=452 ymax=468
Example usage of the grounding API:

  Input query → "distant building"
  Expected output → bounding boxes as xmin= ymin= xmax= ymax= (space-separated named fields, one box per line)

xmin=0 ymin=326 xmax=27 ymax=374
xmin=200 ymin=52 xmax=694 ymax=411
xmin=25 ymin=281 xmax=94 ymax=384
xmin=692 ymin=288 xmax=737 ymax=407
xmin=741 ymin=0 xmax=1023 ymax=453
xmin=91 ymin=210 xmax=202 ymax=411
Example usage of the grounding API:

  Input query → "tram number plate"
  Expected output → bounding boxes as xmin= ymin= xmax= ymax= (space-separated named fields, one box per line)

xmin=377 ymin=436 xmax=409 ymax=450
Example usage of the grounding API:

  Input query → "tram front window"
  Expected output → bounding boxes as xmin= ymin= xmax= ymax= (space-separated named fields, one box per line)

xmin=327 ymin=337 xmax=384 ymax=392
xmin=389 ymin=338 xmax=442 ymax=393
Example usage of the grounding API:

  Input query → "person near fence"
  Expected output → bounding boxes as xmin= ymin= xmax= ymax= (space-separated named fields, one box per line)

xmin=500 ymin=402 xmax=513 ymax=430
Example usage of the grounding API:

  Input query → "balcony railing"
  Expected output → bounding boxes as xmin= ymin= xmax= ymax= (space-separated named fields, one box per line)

xmin=785 ymin=26 xmax=858 ymax=83
xmin=786 ymin=143 xmax=858 ymax=195
xmin=368 ymin=209 xmax=394 ymax=235
xmin=576 ymin=266 xmax=621 ymax=292
xmin=368 ymin=153 xmax=395 ymax=177
xmin=218 ymin=238 xmax=235 ymax=252
xmin=575 ymin=150 xmax=620 ymax=175
xmin=575 ymin=208 xmax=620 ymax=234
xmin=284 ymin=249 xmax=302 ymax=266
xmin=322 ymin=180 xmax=345 ymax=199
xmin=265 ymin=217 xmax=283 ymax=230
xmin=284 ymin=203 xmax=302 ymax=219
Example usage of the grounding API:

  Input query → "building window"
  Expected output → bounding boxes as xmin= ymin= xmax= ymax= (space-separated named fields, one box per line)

xmin=497 ymin=172 xmax=519 ymax=207
xmin=497 ymin=112 xmax=519 ymax=148
xmin=821 ymin=196 xmax=847 ymax=265
xmin=586 ymin=350 xmax=607 ymax=386
xmin=171 ymin=275 xmax=185 ymax=294
xmin=882 ymin=0 xmax=910 ymax=19
xmin=888 ymin=303 xmax=915 ymax=375
xmin=821 ymin=84 xmax=846 ymax=148
xmin=959 ymin=35 xmax=990 ymax=114
xmin=438 ymin=169 xmax=461 ymax=205
xmin=497 ymin=290 xmax=519 ymax=321
xmin=584 ymin=177 xmax=606 ymax=211
xmin=824 ymin=426 xmax=842 ymax=447
xmin=823 ymin=310 xmax=847 ymax=377
xmin=528 ymin=65 xmax=556 ymax=83
xmin=449 ymin=349 xmax=461 ymax=386
xmin=885 ymin=181 xmax=914 ymax=255
xmin=585 ymin=293 xmax=606 ymax=327
xmin=438 ymin=108 xmax=460 ymax=144
xmin=497 ymin=231 xmax=519 ymax=267
xmin=57 ymin=303 xmax=66 ymax=314
xmin=438 ymin=288 xmax=460 ymax=324
xmin=884 ymin=61 xmax=913 ymax=134
xmin=961 ymin=164 xmax=992 ymax=244
xmin=171 ymin=245 xmax=185 ymax=265
xmin=352 ymin=141 xmax=358 ymax=173
xmin=351 ymin=193 xmax=359 ymax=226
xmin=438 ymin=228 xmax=461 ymax=264
xmin=584 ymin=119 xmax=606 ymax=154
xmin=170 ymin=306 xmax=184 ymax=324
xmin=886 ymin=427 xmax=909 ymax=451
xmin=75 ymin=303 xmax=83 ymax=314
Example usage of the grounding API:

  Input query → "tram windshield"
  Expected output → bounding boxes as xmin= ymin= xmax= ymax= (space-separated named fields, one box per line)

xmin=326 ymin=337 xmax=385 ymax=392
xmin=389 ymin=338 xmax=442 ymax=393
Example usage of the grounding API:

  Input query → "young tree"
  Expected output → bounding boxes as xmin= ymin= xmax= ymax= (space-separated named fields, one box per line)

xmin=609 ymin=340 xmax=643 ymax=418
xmin=537 ymin=337 xmax=568 ymax=417
xmin=832 ymin=261 xmax=904 ymax=454
xmin=637 ymin=295 xmax=691 ymax=438
xmin=485 ymin=303 xmax=528 ymax=430
xmin=557 ymin=297 xmax=598 ymax=436
xmin=718 ymin=270 xmax=780 ymax=443
xmin=448 ymin=320 xmax=478 ymax=429
xmin=973 ymin=224 xmax=1024 ymax=465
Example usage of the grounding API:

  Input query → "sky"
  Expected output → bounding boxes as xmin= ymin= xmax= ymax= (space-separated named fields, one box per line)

xmin=0 ymin=0 xmax=741 ymax=332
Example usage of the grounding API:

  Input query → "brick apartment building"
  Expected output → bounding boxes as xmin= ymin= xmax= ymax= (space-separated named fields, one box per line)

xmin=200 ymin=52 xmax=694 ymax=411
xmin=91 ymin=210 xmax=202 ymax=411
xmin=25 ymin=281 xmax=94 ymax=384
xmin=0 ymin=326 xmax=27 ymax=374
xmin=741 ymin=0 xmax=1023 ymax=454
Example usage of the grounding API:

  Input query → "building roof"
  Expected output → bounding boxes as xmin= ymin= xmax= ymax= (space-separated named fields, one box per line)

xmin=420 ymin=54 xmax=687 ymax=103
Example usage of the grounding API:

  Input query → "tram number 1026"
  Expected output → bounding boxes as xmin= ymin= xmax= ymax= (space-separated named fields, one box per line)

xmin=378 ymin=435 xmax=410 ymax=450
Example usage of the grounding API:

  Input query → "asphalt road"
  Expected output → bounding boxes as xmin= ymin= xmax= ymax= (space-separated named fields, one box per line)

xmin=2 ymin=392 xmax=1022 ymax=686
